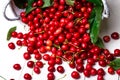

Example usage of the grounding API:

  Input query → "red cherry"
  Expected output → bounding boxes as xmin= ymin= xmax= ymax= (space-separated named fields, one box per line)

xmin=8 ymin=42 xmax=15 ymax=50
xmin=24 ymin=73 xmax=32 ymax=80
xmin=108 ymin=67 xmax=115 ymax=74
xmin=13 ymin=64 xmax=21 ymax=70
xmin=47 ymin=72 xmax=55 ymax=80
xmin=57 ymin=66 xmax=65 ymax=73
xmin=34 ymin=66 xmax=41 ymax=74
xmin=27 ymin=61 xmax=34 ymax=68
xmin=71 ymin=71 xmax=80 ymax=79
xmin=116 ymin=69 xmax=120 ymax=75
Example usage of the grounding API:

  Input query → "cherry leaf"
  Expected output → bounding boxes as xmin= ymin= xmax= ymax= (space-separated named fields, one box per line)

xmin=7 ymin=26 xmax=16 ymax=41
xmin=41 ymin=0 xmax=53 ymax=8
xmin=109 ymin=58 xmax=120 ymax=70
xmin=95 ymin=37 xmax=104 ymax=48
xmin=25 ymin=0 xmax=36 ymax=15
xmin=65 ymin=0 xmax=75 ymax=6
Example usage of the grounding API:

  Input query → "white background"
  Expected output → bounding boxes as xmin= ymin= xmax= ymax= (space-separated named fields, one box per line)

xmin=0 ymin=0 xmax=120 ymax=80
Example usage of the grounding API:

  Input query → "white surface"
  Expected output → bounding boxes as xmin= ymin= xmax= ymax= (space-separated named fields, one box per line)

xmin=0 ymin=0 xmax=120 ymax=80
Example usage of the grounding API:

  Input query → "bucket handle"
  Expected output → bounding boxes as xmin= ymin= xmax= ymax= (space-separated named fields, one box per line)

xmin=3 ymin=1 xmax=20 ymax=21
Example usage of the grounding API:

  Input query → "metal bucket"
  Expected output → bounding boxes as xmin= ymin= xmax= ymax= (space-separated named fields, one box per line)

xmin=3 ymin=0 xmax=25 ymax=21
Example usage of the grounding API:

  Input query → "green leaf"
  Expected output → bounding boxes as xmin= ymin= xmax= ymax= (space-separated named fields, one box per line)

xmin=13 ymin=0 xmax=27 ymax=9
xmin=65 ymin=0 xmax=75 ymax=6
xmin=88 ymin=8 xmax=95 ymax=25
xmin=89 ymin=6 xmax=103 ymax=44
xmin=7 ymin=26 xmax=17 ymax=41
xmin=95 ymin=37 xmax=104 ymax=48
xmin=41 ymin=0 xmax=53 ymax=8
xmin=109 ymin=58 xmax=120 ymax=70
xmin=25 ymin=0 xmax=36 ymax=15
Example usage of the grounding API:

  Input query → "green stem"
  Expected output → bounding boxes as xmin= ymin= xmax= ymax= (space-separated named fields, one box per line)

xmin=0 ymin=76 xmax=6 ymax=80
xmin=57 ymin=74 xmax=66 ymax=80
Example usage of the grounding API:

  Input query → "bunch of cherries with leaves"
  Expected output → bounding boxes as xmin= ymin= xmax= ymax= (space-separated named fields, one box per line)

xmin=7 ymin=0 xmax=120 ymax=80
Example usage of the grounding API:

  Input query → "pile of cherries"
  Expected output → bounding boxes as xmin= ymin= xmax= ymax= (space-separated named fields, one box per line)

xmin=8 ymin=0 xmax=120 ymax=80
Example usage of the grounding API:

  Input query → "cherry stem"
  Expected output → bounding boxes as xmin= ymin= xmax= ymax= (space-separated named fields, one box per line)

xmin=68 ymin=43 xmax=79 ymax=48
xmin=53 ymin=44 xmax=61 ymax=49
xmin=57 ymin=74 xmax=66 ymax=80
xmin=56 ymin=56 xmax=69 ymax=62
xmin=34 ymin=31 xmax=45 ymax=34
xmin=0 ymin=76 xmax=6 ymax=80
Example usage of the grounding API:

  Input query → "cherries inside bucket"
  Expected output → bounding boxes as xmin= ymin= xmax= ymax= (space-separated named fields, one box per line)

xmin=6 ymin=0 xmax=120 ymax=80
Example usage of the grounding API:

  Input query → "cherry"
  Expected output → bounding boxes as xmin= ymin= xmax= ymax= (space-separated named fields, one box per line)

xmin=103 ymin=35 xmax=110 ymax=42
xmin=111 ymin=32 xmax=119 ymax=40
xmin=13 ymin=64 xmax=21 ymax=70
xmin=59 ymin=0 xmax=65 ymax=5
xmin=27 ymin=61 xmax=34 ymax=68
xmin=97 ymin=68 xmax=105 ymax=76
xmin=8 ymin=42 xmax=15 ymax=50
xmin=48 ymin=59 xmax=55 ymax=66
xmin=23 ymin=52 xmax=31 ymax=60
xmin=34 ymin=66 xmax=41 ymax=74
xmin=16 ymin=40 xmax=22 ymax=46
xmin=83 ymin=69 xmax=90 ymax=77
xmin=106 ymin=54 xmax=114 ymax=61
xmin=108 ymin=67 xmax=115 ymax=75
xmin=116 ymin=69 xmax=120 ymax=75
xmin=97 ymin=75 xmax=104 ymax=80
xmin=36 ymin=61 xmax=44 ymax=68
xmin=48 ymin=65 xmax=55 ymax=72
xmin=17 ymin=32 xmax=23 ymax=39
xmin=76 ymin=58 xmax=83 ymax=65
xmin=55 ymin=58 xmax=62 ymax=64
xmin=43 ymin=54 xmax=50 ymax=61
xmin=69 ymin=62 xmax=76 ymax=69
xmin=57 ymin=66 xmax=65 ymax=73
xmin=76 ymin=64 xmax=84 ymax=72
xmin=24 ymin=73 xmax=32 ymax=80
xmin=85 ymin=64 xmax=92 ymax=71
xmin=11 ymin=31 xmax=17 ymax=38
xmin=34 ymin=53 xmax=42 ymax=60
xmin=98 ymin=60 xmax=107 ymax=67
xmin=90 ymin=68 xmax=97 ymax=76
xmin=87 ymin=58 xmax=95 ymax=65
xmin=114 ymin=49 xmax=120 ymax=56
xmin=47 ymin=72 xmax=55 ymax=80
xmin=20 ymin=12 xmax=26 ymax=17
xmin=71 ymin=71 xmax=80 ymax=79
xmin=37 ymin=0 xmax=43 ymax=6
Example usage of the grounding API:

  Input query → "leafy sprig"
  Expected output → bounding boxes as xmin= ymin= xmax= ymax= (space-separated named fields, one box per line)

xmin=87 ymin=0 xmax=104 ymax=48
xmin=7 ymin=26 xmax=16 ymax=41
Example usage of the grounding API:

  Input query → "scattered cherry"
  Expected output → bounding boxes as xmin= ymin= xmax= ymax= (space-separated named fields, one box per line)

xmin=111 ymin=32 xmax=119 ymax=40
xmin=57 ymin=66 xmax=65 ymax=73
xmin=71 ymin=71 xmax=80 ymax=79
xmin=47 ymin=72 xmax=55 ymax=80
xmin=8 ymin=42 xmax=15 ymax=50
xmin=24 ymin=73 xmax=32 ymax=80
xmin=13 ymin=63 xmax=21 ymax=70
xmin=27 ymin=61 xmax=34 ymax=68
xmin=103 ymin=35 xmax=110 ymax=42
